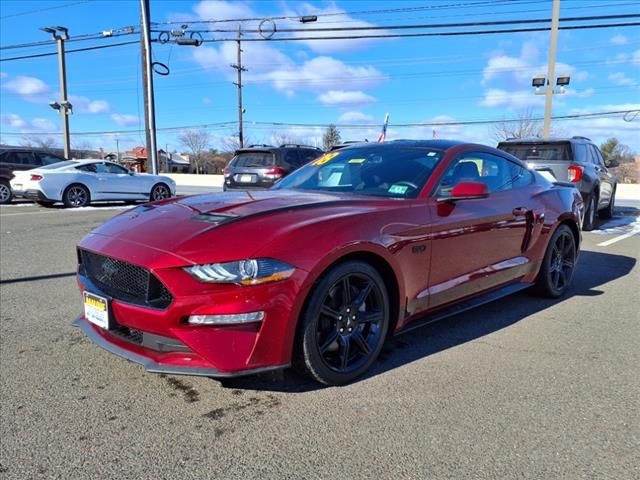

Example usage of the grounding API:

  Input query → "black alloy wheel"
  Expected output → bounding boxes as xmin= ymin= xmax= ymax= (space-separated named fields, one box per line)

xmin=298 ymin=261 xmax=389 ymax=385
xmin=582 ymin=193 xmax=597 ymax=231
xmin=535 ymin=224 xmax=577 ymax=298
xmin=151 ymin=183 xmax=171 ymax=201
xmin=63 ymin=184 xmax=90 ymax=208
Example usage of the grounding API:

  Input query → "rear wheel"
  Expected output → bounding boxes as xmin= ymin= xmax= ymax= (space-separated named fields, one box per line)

xmin=599 ymin=186 xmax=615 ymax=220
xmin=63 ymin=184 xmax=90 ymax=208
xmin=0 ymin=180 xmax=12 ymax=204
xmin=150 ymin=183 xmax=171 ymax=201
xmin=582 ymin=193 xmax=597 ymax=231
xmin=535 ymin=224 xmax=577 ymax=298
xmin=297 ymin=261 xmax=390 ymax=386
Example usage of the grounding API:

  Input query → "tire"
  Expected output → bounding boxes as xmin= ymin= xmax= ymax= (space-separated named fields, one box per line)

xmin=296 ymin=261 xmax=390 ymax=386
xmin=598 ymin=186 xmax=615 ymax=220
xmin=63 ymin=184 xmax=90 ymax=208
xmin=150 ymin=183 xmax=171 ymax=202
xmin=36 ymin=200 xmax=55 ymax=207
xmin=0 ymin=180 xmax=13 ymax=204
xmin=582 ymin=192 xmax=597 ymax=231
xmin=534 ymin=224 xmax=577 ymax=298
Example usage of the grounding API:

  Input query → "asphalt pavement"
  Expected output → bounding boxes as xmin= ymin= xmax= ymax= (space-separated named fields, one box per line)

xmin=0 ymin=199 xmax=638 ymax=479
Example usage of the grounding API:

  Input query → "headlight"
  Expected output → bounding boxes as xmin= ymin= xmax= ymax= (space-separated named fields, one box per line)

xmin=184 ymin=258 xmax=295 ymax=285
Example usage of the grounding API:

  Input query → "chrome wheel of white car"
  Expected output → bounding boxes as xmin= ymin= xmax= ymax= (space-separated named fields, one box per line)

xmin=0 ymin=181 xmax=12 ymax=204
xmin=64 ymin=184 xmax=90 ymax=208
xmin=151 ymin=183 xmax=171 ymax=201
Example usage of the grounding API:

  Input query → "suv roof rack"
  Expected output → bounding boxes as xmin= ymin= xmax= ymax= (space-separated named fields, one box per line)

xmin=279 ymin=144 xmax=322 ymax=149
xmin=245 ymin=144 xmax=273 ymax=148
xmin=571 ymin=136 xmax=591 ymax=141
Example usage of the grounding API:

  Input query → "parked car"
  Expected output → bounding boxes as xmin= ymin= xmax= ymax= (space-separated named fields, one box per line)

xmin=73 ymin=140 xmax=583 ymax=386
xmin=497 ymin=136 xmax=617 ymax=231
xmin=329 ymin=140 xmax=370 ymax=151
xmin=10 ymin=159 xmax=176 ymax=207
xmin=223 ymin=144 xmax=323 ymax=191
xmin=0 ymin=147 xmax=66 ymax=204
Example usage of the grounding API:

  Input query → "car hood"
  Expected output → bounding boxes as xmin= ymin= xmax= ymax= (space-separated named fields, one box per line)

xmin=79 ymin=190 xmax=377 ymax=265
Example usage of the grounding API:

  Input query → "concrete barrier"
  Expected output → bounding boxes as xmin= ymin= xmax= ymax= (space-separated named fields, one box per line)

xmin=164 ymin=173 xmax=224 ymax=187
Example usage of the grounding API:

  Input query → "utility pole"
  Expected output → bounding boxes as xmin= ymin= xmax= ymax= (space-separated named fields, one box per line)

xmin=543 ymin=0 xmax=561 ymax=139
xmin=140 ymin=0 xmax=158 ymax=174
xmin=41 ymin=26 xmax=71 ymax=159
xmin=116 ymin=138 xmax=120 ymax=162
xmin=231 ymin=24 xmax=247 ymax=148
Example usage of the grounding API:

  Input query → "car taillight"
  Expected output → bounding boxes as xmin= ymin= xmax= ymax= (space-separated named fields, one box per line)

xmin=30 ymin=174 xmax=43 ymax=181
xmin=567 ymin=165 xmax=583 ymax=183
xmin=264 ymin=167 xmax=285 ymax=178
xmin=223 ymin=167 xmax=230 ymax=177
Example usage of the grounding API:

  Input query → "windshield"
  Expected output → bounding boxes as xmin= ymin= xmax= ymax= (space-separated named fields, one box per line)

xmin=500 ymin=142 xmax=572 ymax=161
xmin=232 ymin=152 xmax=275 ymax=168
xmin=39 ymin=160 xmax=78 ymax=170
xmin=273 ymin=146 xmax=444 ymax=198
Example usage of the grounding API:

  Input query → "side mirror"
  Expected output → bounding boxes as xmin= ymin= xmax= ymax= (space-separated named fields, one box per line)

xmin=607 ymin=159 xmax=619 ymax=168
xmin=439 ymin=181 xmax=489 ymax=202
xmin=129 ymin=171 xmax=135 ymax=176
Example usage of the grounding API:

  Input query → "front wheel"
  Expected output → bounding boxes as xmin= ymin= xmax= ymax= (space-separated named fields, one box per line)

xmin=297 ymin=261 xmax=390 ymax=386
xmin=0 ymin=180 xmax=12 ymax=204
xmin=535 ymin=224 xmax=577 ymax=298
xmin=150 ymin=183 xmax=171 ymax=201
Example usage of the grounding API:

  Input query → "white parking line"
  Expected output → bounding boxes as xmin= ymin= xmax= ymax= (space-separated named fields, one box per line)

xmin=597 ymin=229 xmax=640 ymax=247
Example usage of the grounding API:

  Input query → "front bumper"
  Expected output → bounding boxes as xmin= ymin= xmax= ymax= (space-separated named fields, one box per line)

xmin=72 ymin=317 xmax=288 ymax=378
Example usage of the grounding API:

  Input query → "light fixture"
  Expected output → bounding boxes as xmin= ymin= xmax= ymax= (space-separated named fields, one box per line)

xmin=49 ymin=101 xmax=61 ymax=110
xmin=531 ymin=76 xmax=546 ymax=88
xmin=556 ymin=75 xmax=571 ymax=86
xmin=300 ymin=15 xmax=318 ymax=23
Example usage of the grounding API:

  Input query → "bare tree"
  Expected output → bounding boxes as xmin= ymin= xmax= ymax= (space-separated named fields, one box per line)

xmin=322 ymin=124 xmax=341 ymax=151
xmin=270 ymin=131 xmax=303 ymax=146
xmin=178 ymin=129 xmax=211 ymax=174
xmin=20 ymin=136 xmax=59 ymax=150
xmin=218 ymin=133 xmax=256 ymax=154
xmin=490 ymin=109 xmax=544 ymax=142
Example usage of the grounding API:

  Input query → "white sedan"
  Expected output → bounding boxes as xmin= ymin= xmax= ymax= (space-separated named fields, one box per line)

xmin=10 ymin=159 xmax=177 ymax=207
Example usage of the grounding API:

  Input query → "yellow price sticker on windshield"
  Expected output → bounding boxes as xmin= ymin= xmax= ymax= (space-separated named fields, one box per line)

xmin=313 ymin=152 xmax=340 ymax=166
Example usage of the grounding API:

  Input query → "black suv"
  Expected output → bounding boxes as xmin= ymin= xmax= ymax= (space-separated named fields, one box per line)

xmin=0 ymin=147 xmax=67 ymax=204
xmin=497 ymin=136 xmax=618 ymax=231
xmin=223 ymin=144 xmax=323 ymax=191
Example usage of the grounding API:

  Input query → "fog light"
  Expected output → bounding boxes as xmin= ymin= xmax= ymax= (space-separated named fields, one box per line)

xmin=188 ymin=311 xmax=264 ymax=325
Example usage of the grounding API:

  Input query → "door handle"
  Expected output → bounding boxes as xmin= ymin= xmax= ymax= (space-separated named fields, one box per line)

xmin=512 ymin=207 xmax=528 ymax=216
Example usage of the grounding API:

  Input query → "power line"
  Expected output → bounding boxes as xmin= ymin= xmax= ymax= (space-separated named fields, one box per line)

xmin=0 ymin=0 xmax=90 ymax=20
xmin=0 ymin=40 xmax=140 ymax=62
xmin=1 ymin=110 xmax=635 ymax=137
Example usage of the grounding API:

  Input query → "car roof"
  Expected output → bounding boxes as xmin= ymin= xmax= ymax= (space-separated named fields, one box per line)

xmin=341 ymin=139 xmax=466 ymax=150
xmin=498 ymin=136 xmax=592 ymax=144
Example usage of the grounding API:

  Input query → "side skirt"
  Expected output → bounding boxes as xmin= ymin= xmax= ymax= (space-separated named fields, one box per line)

xmin=397 ymin=282 xmax=533 ymax=335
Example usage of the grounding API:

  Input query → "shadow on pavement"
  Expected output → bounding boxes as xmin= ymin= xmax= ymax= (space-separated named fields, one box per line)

xmin=222 ymin=249 xmax=636 ymax=393
xmin=0 ymin=272 xmax=76 ymax=285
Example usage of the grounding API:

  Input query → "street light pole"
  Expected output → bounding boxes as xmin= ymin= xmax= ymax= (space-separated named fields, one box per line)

xmin=42 ymin=26 xmax=71 ymax=159
xmin=543 ymin=0 xmax=561 ymax=139
xmin=231 ymin=24 xmax=247 ymax=148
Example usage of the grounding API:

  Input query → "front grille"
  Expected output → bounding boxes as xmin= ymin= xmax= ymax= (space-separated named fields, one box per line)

xmin=111 ymin=324 xmax=144 ymax=344
xmin=78 ymin=249 xmax=173 ymax=309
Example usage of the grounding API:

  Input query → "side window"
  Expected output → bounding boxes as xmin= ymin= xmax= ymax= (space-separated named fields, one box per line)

xmin=94 ymin=162 xmax=109 ymax=174
xmin=5 ymin=152 xmax=35 ymax=165
xmin=437 ymin=152 xmax=526 ymax=196
xmin=76 ymin=164 xmax=97 ymax=173
xmin=282 ymin=150 xmax=300 ymax=169
xmin=590 ymin=145 xmax=605 ymax=167
xmin=0 ymin=152 xmax=7 ymax=163
xmin=104 ymin=162 xmax=129 ymax=174
xmin=574 ymin=144 xmax=588 ymax=163
xmin=299 ymin=149 xmax=321 ymax=166
xmin=38 ymin=153 xmax=65 ymax=166
xmin=584 ymin=145 xmax=596 ymax=164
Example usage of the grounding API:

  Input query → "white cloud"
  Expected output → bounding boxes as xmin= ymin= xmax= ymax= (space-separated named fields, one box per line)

xmin=479 ymin=88 xmax=545 ymax=109
xmin=193 ymin=0 xmax=253 ymax=22
xmin=30 ymin=118 xmax=56 ymax=131
xmin=338 ymin=111 xmax=375 ymax=123
xmin=1 ymin=113 xmax=27 ymax=128
xmin=633 ymin=49 xmax=640 ymax=66
xmin=610 ymin=34 xmax=629 ymax=45
xmin=202 ymin=97 xmax=212 ymax=105
xmin=0 ymin=72 xmax=7 ymax=80
xmin=69 ymin=95 xmax=111 ymax=114
xmin=608 ymin=72 xmax=637 ymax=87
xmin=318 ymin=90 xmax=376 ymax=106
xmin=2 ymin=75 xmax=49 ymax=96
xmin=560 ymin=105 xmax=640 ymax=150
xmin=111 ymin=113 xmax=139 ymax=126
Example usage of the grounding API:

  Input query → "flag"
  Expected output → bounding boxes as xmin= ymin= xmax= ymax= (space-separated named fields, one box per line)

xmin=377 ymin=113 xmax=389 ymax=143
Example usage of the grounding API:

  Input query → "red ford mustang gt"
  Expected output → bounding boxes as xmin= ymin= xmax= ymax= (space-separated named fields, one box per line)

xmin=74 ymin=140 xmax=583 ymax=385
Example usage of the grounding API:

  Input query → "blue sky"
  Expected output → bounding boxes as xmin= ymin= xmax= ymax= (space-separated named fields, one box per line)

xmin=1 ymin=0 xmax=639 ymax=153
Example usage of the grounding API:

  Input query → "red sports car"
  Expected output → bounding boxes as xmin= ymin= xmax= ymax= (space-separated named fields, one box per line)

xmin=74 ymin=140 xmax=583 ymax=385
